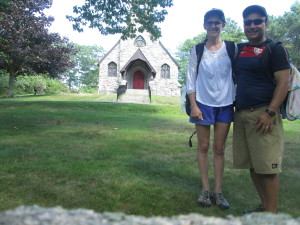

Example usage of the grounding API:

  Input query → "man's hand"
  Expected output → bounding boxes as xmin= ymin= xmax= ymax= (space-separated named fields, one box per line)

xmin=254 ymin=112 xmax=274 ymax=135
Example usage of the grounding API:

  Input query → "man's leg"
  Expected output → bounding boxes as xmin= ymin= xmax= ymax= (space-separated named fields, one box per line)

xmin=251 ymin=170 xmax=279 ymax=214
xmin=262 ymin=173 xmax=279 ymax=213
xmin=265 ymin=174 xmax=279 ymax=213
xmin=250 ymin=169 xmax=266 ymax=208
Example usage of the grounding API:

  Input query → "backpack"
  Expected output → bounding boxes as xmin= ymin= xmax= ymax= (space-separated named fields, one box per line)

xmin=185 ymin=40 xmax=236 ymax=116
xmin=237 ymin=41 xmax=300 ymax=121
xmin=285 ymin=64 xmax=300 ymax=120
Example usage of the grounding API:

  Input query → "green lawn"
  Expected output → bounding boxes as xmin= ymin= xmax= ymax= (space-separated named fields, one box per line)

xmin=0 ymin=95 xmax=299 ymax=218
xmin=0 ymin=93 xmax=182 ymax=107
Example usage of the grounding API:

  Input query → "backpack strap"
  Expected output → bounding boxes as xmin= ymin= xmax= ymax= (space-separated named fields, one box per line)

xmin=189 ymin=130 xmax=197 ymax=147
xmin=262 ymin=41 xmax=282 ymax=77
xmin=196 ymin=40 xmax=236 ymax=74
xmin=195 ymin=40 xmax=206 ymax=75
xmin=224 ymin=40 xmax=236 ymax=70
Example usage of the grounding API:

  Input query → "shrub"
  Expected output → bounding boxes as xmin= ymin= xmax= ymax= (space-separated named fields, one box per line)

xmin=15 ymin=75 xmax=46 ymax=95
xmin=45 ymin=78 xmax=69 ymax=94
xmin=15 ymin=75 xmax=69 ymax=95
xmin=79 ymin=84 xmax=98 ymax=93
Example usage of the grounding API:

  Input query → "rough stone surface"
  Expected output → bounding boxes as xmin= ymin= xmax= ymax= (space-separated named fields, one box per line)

xmin=0 ymin=206 xmax=300 ymax=225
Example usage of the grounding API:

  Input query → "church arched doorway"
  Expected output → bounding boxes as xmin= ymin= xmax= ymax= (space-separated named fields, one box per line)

xmin=133 ymin=71 xmax=144 ymax=89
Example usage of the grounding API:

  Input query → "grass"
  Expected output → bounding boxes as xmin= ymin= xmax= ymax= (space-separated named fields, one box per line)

xmin=0 ymin=94 xmax=299 ymax=218
xmin=0 ymin=93 xmax=182 ymax=106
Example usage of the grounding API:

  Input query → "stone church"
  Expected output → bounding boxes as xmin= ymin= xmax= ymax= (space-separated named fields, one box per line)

xmin=98 ymin=33 xmax=181 ymax=97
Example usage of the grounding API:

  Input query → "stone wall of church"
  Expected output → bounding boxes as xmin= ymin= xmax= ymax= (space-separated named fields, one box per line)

xmin=98 ymin=41 xmax=122 ymax=94
xmin=98 ymin=34 xmax=181 ymax=96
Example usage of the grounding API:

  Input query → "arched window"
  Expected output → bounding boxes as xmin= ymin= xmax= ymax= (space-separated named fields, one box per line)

xmin=108 ymin=62 xmax=117 ymax=77
xmin=134 ymin=35 xmax=146 ymax=47
xmin=161 ymin=64 xmax=170 ymax=79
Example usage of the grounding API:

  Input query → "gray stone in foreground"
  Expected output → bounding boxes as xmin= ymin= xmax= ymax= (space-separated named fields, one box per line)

xmin=0 ymin=205 xmax=300 ymax=225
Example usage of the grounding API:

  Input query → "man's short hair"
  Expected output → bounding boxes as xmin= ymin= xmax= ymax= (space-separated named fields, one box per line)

xmin=204 ymin=8 xmax=226 ymax=24
xmin=243 ymin=5 xmax=268 ymax=22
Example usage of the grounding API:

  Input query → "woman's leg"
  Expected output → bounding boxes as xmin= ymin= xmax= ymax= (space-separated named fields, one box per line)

xmin=196 ymin=124 xmax=211 ymax=191
xmin=213 ymin=122 xmax=231 ymax=193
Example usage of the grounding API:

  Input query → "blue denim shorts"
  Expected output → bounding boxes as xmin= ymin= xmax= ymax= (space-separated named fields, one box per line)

xmin=189 ymin=102 xmax=234 ymax=125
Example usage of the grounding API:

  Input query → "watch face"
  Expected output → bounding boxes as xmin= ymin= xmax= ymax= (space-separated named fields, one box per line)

xmin=265 ymin=109 xmax=275 ymax=117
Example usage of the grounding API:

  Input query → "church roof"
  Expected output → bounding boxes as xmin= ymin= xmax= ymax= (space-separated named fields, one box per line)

xmin=98 ymin=37 xmax=179 ymax=69
xmin=98 ymin=40 xmax=120 ymax=65
xmin=120 ymin=49 xmax=156 ymax=75
xmin=159 ymin=41 xmax=180 ymax=68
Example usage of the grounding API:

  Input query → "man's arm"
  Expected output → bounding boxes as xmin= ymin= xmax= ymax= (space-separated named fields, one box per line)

xmin=255 ymin=68 xmax=290 ymax=135
xmin=267 ymin=69 xmax=290 ymax=111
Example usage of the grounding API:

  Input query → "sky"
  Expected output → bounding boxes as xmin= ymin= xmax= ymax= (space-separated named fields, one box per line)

xmin=44 ymin=0 xmax=298 ymax=55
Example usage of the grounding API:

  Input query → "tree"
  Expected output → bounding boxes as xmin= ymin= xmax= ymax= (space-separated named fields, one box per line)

xmin=176 ymin=33 xmax=206 ymax=86
xmin=221 ymin=18 xmax=246 ymax=43
xmin=61 ymin=44 xmax=106 ymax=91
xmin=0 ymin=0 xmax=9 ymax=11
xmin=0 ymin=69 xmax=9 ymax=95
xmin=176 ymin=18 xmax=245 ymax=86
xmin=0 ymin=0 xmax=77 ymax=97
xmin=267 ymin=2 xmax=300 ymax=68
xmin=67 ymin=0 xmax=173 ymax=40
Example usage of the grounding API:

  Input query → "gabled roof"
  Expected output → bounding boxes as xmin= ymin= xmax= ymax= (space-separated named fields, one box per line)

xmin=98 ymin=37 xmax=180 ymax=69
xmin=120 ymin=49 xmax=156 ymax=75
xmin=98 ymin=40 xmax=121 ymax=65
xmin=159 ymin=41 xmax=180 ymax=68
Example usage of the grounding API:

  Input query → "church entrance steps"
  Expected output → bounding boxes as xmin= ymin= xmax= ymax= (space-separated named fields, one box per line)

xmin=125 ymin=89 xmax=149 ymax=95
xmin=118 ymin=89 xmax=150 ymax=104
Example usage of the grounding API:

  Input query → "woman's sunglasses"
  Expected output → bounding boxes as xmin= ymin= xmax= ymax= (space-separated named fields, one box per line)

xmin=206 ymin=21 xmax=222 ymax=26
xmin=243 ymin=19 xmax=265 ymax=26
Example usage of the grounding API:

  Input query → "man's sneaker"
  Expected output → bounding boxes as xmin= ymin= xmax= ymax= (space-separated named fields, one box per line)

xmin=197 ymin=189 xmax=212 ymax=207
xmin=214 ymin=192 xmax=230 ymax=209
xmin=242 ymin=204 xmax=265 ymax=214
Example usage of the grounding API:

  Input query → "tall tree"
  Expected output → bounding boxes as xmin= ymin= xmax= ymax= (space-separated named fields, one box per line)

xmin=221 ymin=18 xmax=246 ymax=43
xmin=61 ymin=44 xmax=106 ymax=90
xmin=0 ymin=0 xmax=76 ymax=97
xmin=0 ymin=0 xmax=9 ymax=10
xmin=176 ymin=18 xmax=244 ymax=86
xmin=267 ymin=2 xmax=300 ymax=68
xmin=67 ymin=0 xmax=173 ymax=40
xmin=176 ymin=33 xmax=206 ymax=86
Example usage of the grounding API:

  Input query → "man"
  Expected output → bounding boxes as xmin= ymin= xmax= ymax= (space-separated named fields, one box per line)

xmin=233 ymin=5 xmax=290 ymax=214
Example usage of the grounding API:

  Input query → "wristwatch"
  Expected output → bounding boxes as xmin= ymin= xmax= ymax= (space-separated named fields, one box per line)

xmin=265 ymin=109 xmax=276 ymax=117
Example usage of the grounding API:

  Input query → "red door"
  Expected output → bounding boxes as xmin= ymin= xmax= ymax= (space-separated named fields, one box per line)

xmin=133 ymin=71 xmax=144 ymax=89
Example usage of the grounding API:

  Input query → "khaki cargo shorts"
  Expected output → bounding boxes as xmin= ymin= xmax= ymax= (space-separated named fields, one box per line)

xmin=233 ymin=106 xmax=284 ymax=174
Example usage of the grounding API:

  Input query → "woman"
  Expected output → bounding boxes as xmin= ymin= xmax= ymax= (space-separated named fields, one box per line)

xmin=186 ymin=8 xmax=235 ymax=209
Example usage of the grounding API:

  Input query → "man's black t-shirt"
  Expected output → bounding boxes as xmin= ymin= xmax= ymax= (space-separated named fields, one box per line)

xmin=235 ymin=39 xmax=290 ymax=109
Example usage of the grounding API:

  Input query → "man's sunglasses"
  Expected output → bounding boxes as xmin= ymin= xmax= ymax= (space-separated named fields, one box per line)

xmin=206 ymin=21 xmax=222 ymax=26
xmin=243 ymin=18 xmax=265 ymax=26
